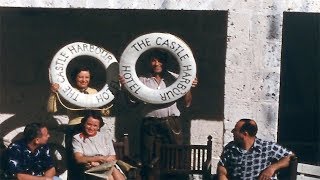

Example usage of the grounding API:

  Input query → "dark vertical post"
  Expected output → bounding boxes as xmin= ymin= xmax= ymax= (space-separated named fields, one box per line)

xmin=123 ymin=133 xmax=129 ymax=157
xmin=206 ymin=135 xmax=213 ymax=176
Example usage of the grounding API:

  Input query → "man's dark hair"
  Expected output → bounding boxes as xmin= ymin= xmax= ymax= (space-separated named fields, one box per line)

xmin=23 ymin=123 xmax=46 ymax=143
xmin=147 ymin=49 xmax=177 ymax=85
xmin=148 ymin=49 xmax=168 ymax=65
xmin=71 ymin=66 xmax=91 ymax=81
xmin=239 ymin=119 xmax=258 ymax=137
xmin=81 ymin=110 xmax=105 ymax=131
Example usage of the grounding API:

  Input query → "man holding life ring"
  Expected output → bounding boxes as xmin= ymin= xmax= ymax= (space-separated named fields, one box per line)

xmin=119 ymin=49 xmax=198 ymax=179
xmin=47 ymin=66 xmax=109 ymax=179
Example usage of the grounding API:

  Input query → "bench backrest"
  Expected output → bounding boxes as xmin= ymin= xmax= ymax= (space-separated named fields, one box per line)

xmin=157 ymin=135 xmax=212 ymax=177
xmin=113 ymin=134 xmax=130 ymax=160
xmin=296 ymin=163 xmax=320 ymax=180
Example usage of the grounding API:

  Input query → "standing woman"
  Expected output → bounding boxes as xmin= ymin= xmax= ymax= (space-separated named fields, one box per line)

xmin=72 ymin=111 xmax=125 ymax=180
xmin=47 ymin=66 xmax=109 ymax=125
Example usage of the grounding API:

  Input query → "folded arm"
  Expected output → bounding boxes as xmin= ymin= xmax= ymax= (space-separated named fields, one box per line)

xmin=259 ymin=154 xmax=294 ymax=180
xmin=17 ymin=167 xmax=56 ymax=180
xmin=74 ymin=152 xmax=117 ymax=167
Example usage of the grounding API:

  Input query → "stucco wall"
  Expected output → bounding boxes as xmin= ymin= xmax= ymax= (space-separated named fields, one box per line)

xmin=1 ymin=0 xmax=320 ymax=176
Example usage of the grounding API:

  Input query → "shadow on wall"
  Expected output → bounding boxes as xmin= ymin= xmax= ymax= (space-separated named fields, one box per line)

xmin=0 ymin=7 xmax=227 ymax=161
xmin=0 ymin=110 xmax=67 ymax=176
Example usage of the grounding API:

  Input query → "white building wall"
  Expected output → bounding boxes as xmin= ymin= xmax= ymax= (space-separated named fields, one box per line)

xmin=1 ymin=0 xmax=320 ymax=174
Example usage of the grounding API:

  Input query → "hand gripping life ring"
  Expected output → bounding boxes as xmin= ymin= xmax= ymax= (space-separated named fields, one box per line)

xmin=120 ymin=33 xmax=197 ymax=104
xmin=49 ymin=42 xmax=118 ymax=108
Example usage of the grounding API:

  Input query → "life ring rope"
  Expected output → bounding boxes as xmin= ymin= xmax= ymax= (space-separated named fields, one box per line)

xmin=54 ymin=92 xmax=113 ymax=111
xmin=49 ymin=42 xmax=117 ymax=108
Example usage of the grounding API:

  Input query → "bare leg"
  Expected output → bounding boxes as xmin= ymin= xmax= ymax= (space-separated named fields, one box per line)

xmin=111 ymin=167 xmax=126 ymax=180
xmin=107 ymin=175 xmax=114 ymax=180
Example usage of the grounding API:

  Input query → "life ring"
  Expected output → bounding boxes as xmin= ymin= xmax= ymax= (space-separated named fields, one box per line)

xmin=49 ymin=42 xmax=118 ymax=108
xmin=119 ymin=33 xmax=197 ymax=104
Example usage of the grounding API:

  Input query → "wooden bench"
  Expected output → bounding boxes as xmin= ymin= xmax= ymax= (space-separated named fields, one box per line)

xmin=151 ymin=135 xmax=213 ymax=180
xmin=113 ymin=134 xmax=142 ymax=180
xmin=296 ymin=162 xmax=320 ymax=180
xmin=292 ymin=157 xmax=320 ymax=180
xmin=280 ymin=155 xmax=320 ymax=180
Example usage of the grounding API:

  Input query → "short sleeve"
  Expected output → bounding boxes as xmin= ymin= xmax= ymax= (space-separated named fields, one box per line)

xmin=47 ymin=93 xmax=57 ymax=113
xmin=7 ymin=143 xmax=23 ymax=175
xmin=272 ymin=143 xmax=292 ymax=160
xmin=218 ymin=148 xmax=229 ymax=167
xmin=41 ymin=145 xmax=54 ymax=171
xmin=72 ymin=136 xmax=84 ymax=154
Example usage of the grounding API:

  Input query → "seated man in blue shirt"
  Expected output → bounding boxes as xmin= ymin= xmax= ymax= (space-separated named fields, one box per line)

xmin=217 ymin=119 xmax=294 ymax=180
xmin=6 ymin=122 xmax=58 ymax=180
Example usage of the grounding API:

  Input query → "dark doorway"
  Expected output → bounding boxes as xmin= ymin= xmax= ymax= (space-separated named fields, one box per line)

xmin=279 ymin=12 xmax=320 ymax=164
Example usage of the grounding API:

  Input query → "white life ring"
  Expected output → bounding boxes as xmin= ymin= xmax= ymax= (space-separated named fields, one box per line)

xmin=49 ymin=42 xmax=118 ymax=108
xmin=120 ymin=33 xmax=197 ymax=104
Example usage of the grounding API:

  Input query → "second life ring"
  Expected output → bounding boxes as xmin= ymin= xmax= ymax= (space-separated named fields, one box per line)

xmin=120 ymin=32 xmax=197 ymax=104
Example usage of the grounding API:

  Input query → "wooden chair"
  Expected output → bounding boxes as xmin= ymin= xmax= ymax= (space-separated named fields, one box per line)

xmin=278 ymin=155 xmax=298 ymax=180
xmin=113 ymin=134 xmax=142 ymax=180
xmin=113 ymin=134 xmax=130 ymax=160
xmin=151 ymin=135 xmax=213 ymax=180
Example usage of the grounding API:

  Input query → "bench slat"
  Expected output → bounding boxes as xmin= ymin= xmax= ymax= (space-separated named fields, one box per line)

xmin=297 ymin=174 xmax=320 ymax=180
xmin=297 ymin=163 xmax=320 ymax=177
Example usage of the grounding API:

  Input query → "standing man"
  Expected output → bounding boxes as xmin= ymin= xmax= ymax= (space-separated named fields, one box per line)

xmin=6 ymin=123 xmax=58 ymax=180
xmin=217 ymin=119 xmax=294 ymax=180
xmin=120 ymin=49 xmax=198 ymax=178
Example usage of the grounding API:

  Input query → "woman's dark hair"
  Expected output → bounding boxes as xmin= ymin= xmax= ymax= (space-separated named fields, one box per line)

xmin=71 ymin=66 xmax=91 ymax=81
xmin=80 ymin=110 xmax=105 ymax=131
xmin=239 ymin=119 xmax=258 ymax=137
xmin=23 ymin=123 xmax=46 ymax=143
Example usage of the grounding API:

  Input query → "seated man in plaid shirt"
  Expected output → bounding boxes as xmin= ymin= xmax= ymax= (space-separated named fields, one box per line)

xmin=217 ymin=119 xmax=294 ymax=180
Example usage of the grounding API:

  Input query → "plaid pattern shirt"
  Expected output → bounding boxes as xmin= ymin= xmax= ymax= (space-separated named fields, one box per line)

xmin=218 ymin=138 xmax=292 ymax=180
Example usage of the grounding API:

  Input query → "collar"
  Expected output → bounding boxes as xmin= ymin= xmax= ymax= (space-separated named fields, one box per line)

xmin=230 ymin=137 xmax=262 ymax=153
xmin=251 ymin=138 xmax=263 ymax=152
xmin=79 ymin=132 xmax=97 ymax=140
xmin=78 ymin=88 xmax=88 ymax=93
xmin=19 ymin=139 xmax=42 ymax=154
